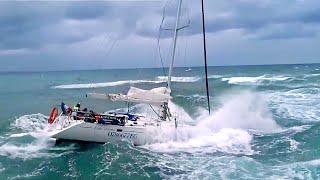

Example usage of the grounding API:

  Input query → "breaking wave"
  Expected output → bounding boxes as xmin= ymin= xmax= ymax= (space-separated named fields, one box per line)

xmin=11 ymin=113 xmax=49 ymax=133
xmin=208 ymin=75 xmax=224 ymax=79
xmin=0 ymin=114 xmax=73 ymax=160
xmin=142 ymin=91 xmax=281 ymax=154
xmin=156 ymin=76 xmax=201 ymax=82
xmin=268 ymin=87 xmax=320 ymax=122
xmin=304 ymin=73 xmax=320 ymax=78
xmin=0 ymin=90 xmax=288 ymax=158
xmin=53 ymin=76 xmax=203 ymax=89
xmin=222 ymin=75 xmax=291 ymax=85
xmin=54 ymin=74 xmax=291 ymax=89
xmin=53 ymin=80 xmax=164 ymax=89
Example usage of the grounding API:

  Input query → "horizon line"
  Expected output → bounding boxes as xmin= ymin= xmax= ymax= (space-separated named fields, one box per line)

xmin=1 ymin=62 xmax=319 ymax=74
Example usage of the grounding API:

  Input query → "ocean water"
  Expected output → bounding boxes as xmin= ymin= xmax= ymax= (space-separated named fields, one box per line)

xmin=0 ymin=64 xmax=320 ymax=179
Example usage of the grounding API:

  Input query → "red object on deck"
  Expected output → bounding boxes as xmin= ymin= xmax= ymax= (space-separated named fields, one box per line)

xmin=48 ymin=107 xmax=59 ymax=124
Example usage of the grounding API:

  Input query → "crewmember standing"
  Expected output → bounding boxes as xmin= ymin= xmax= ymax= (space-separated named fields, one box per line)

xmin=73 ymin=103 xmax=81 ymax=112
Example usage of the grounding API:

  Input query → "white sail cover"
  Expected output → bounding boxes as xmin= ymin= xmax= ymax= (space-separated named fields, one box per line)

xmin=109 ymin=87 xmax=171 ymax=105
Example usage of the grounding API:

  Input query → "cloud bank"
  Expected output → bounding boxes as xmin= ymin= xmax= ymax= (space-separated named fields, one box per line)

xmin=0 ymin=0 xmax=320 ymax=71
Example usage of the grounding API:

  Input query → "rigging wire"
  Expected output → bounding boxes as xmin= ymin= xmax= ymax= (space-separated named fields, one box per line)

xmin=157 ymin=0 xmax=191 ymax=77
xmin=157 ymin=0 xmax=170 ymax=77
xmin=182 ymin=1 xmax=190 ymax=69
xmin=105 ymin=37 xmax=118 ymax=57
xmin=149 ymin=104 xmax=162 ymax=119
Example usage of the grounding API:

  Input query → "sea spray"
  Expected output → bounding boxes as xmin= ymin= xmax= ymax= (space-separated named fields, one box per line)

xmin=198 ymin=91 xmax=281 ymax=132
xmin=11 ymin=113 xmax=48 ymax=133
xmin=222 ymin=75 xmax=291 ymax=85
xmin=0 ymin=114 xmax=72 ymax=160
xmin=142 ymin=91 xmax=281 ymax=154
xmin=2 ymin=65 xmax=320 ymax=179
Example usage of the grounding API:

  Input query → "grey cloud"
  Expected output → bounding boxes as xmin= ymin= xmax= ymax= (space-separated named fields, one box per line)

xmin=66 ymin=2 xmax=107 ymax=20
xmin=0 ymin=1 xmax=161 ymax=50
xmin=146 ymin=0 xmax=320 ymax=40
xmin=201 ymin=0 xmax=320 ymax=39
xmin=247 ymin=23 xmax=320 ymax=40
xmin=1 ymin=0 xmax=320 ymax=51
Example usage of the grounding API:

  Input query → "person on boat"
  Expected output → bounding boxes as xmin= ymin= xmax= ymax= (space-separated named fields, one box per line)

xmin=68 ymin=103 xmax=78 ymax=120
xmin=89 ymin=110 xmax=100 ymax=123
xmin=61 ymin=102 xmax=72 ymax=115
xmin=73 ymin=103 xmax=81 ymax=112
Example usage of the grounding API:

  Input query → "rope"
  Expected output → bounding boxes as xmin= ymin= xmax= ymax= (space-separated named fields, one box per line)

xmin=149 ymin=104 xmax=162 ymax=120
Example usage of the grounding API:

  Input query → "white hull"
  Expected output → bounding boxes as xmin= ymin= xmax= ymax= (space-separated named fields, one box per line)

xmin=49 ymin=116 xmax=164 ymax=146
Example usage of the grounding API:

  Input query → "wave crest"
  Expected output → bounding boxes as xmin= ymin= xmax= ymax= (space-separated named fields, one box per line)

xmin=53 ymin=76 xmax=202 ymax=89
xmin=53 ymin=80 xmax=164 ymax=89
xmin=156 ymin=76 xmax=201 ymax=82
xmin=1 ymin=114 xmax=74 ymax=160
xmin=142 ymin=91 xmax=280 ymax=154
xmin=222 ymin=75 xmax=291 ymax=85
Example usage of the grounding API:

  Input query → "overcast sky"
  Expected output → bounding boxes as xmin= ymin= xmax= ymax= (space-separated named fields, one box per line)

xmin=1 ymin=0 xmax=320 ymax=72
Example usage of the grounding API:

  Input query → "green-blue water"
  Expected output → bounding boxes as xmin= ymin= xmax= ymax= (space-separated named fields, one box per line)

xmin=0 ymin=64 xmax=320 ymax=179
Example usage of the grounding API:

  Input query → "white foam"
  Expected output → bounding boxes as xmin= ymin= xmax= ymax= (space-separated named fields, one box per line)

xmin=12 ymin=113 xmax=48 ymax=133
xmin=270 ymin=159 xmax=320 ymax=178
xmin=1 ymin=113 xmax=74 ymax=160
xmin=0 ymin=138 xmax=74 ymax=160
xmin=268 ymin=87 xmax=320 ymax=122
xmin=142 ymin=91 xmax=280 ymax=155
xmin=304 ymin=73 xmax=320 ymax=78
xmin=144 ymin=126 xmax=253 ymax=155
xmin=156 ymin=76 xmax=201 ymax=82
xmin=288 ymin=138 xmax=299 ymax=151
xmin=301 ymin=159 xmax=320 ymax=166
xmin=208 ymin=75 xmax=223 ymax=79
xmin=53 ymin=76 xmax=202 ymax=89
xmin=9 ymin=133 xmax=29 ymax=138
xmin=199 ymin=91 xmax=281 ymax=133
xmin=3 ymin=91 xmax=282 ymax=158
xmin=53 ymin=80 xmax=164 ymax=89
xmin=176 ymin=94 xmax=207 ymax=103
xmin=280 ymin=125 xmax=312 ymax=134
xmin=0 ymin=140 xmax=54 ymax=160
xmin=222 ymin=75 xmax=291 ymax=85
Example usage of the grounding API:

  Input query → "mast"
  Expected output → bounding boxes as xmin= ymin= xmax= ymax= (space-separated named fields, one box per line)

xmin=167 ymin=0 xmax=183 ymax=90
xmin=201 ymin=0 xmax=211 ymax=114
xmin=161 ymin=0 xmax=183 ymax=125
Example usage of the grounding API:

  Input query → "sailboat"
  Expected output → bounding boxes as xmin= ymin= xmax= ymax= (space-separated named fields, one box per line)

xmin=47 ymin=0 xmax=211 ymax=146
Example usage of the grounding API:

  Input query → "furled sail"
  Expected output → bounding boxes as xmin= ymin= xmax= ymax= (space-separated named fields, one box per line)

xmin=109 ymin=87 xmax=171 ymax=105
xmin=88 ymin=87 xmax=171 ymax=105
